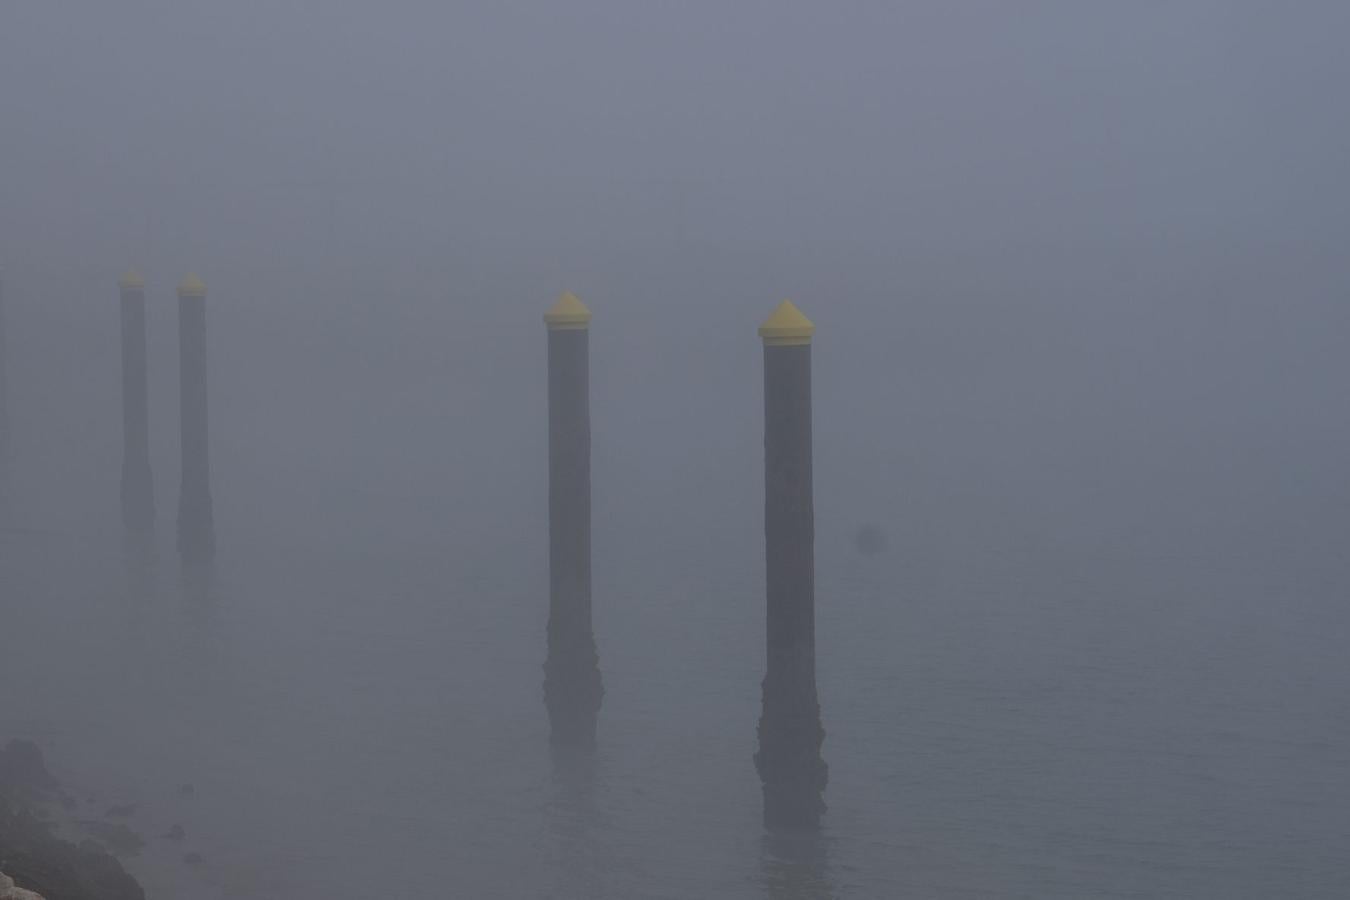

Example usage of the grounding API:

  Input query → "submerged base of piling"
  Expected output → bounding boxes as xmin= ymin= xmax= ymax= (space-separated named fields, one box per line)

xmin=543 ymin=635 xmax=603 ymax=751
xmin=755 ymin=698 xmax=827 ymax=831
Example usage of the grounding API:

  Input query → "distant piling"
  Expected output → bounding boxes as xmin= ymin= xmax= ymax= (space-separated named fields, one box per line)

xmin=543 ymin=291 xmax=603 ymax=750
xmin=0 ymin=266 xmax=9 ymax=473
xmin=754 ymin=300 xmax=827 ymax=830
xmin=175 ymin=274 xmax=214 ymax=566
xmin=119 ymin=271 xmax=154 ymax=535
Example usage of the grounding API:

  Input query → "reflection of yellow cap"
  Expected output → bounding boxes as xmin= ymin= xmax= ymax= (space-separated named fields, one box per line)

xmin=544 ymin=291 xmax=591 ymax=330
xmin=758 ymin=300 xmax=815 ymax=346
xmin=118 ymin=270 xmax=145 ymax=292
xmin=177 ymin=274 xmax=207 ymax=298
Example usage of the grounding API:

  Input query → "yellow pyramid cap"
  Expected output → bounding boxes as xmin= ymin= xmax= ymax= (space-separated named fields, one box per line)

xmin=118 ymin=270 xmax=145 ymax=292
xmin=177 ymin=274 xmax=207 ymax=298
xmin=758 ymin=300 xmax=815 ymax=345
xmin=544 ymin=291 xmax=591 ymax=330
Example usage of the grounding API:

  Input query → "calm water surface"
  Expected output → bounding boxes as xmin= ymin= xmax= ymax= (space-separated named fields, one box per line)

xmin=3 ymin=483 xmax=1348 ymax=899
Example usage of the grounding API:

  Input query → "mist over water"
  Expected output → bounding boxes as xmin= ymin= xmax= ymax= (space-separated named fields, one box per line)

xmin=3 ymin=3 xmax=1350 ymax=897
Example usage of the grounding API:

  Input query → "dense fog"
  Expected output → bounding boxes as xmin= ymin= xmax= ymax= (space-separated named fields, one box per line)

xmin=2 ymin=3 xmax=1349 ymax=898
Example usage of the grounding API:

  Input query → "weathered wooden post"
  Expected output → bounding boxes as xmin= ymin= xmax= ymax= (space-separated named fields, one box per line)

xmin=754 ymin=300 xmax=827 ymax=830
xmin=543 ymin=291 xmax=603 ymax=750
xmin=119 ymin=271 xmax=154 ymax=535
xmin=176 ymin=274 xmax=214 ymax=566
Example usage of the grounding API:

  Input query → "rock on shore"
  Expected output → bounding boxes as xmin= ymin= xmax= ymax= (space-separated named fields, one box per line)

xmin=0 ymin=871 xmax=46 ymax=899
xmin=0 ymin=741 xmax=145 ymax=900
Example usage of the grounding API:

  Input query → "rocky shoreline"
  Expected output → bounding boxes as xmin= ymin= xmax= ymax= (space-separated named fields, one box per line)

xmin=0 ymin=872 xmax=44 ymax=900
xmin=0 ymin=740 xmax=145 ymax=900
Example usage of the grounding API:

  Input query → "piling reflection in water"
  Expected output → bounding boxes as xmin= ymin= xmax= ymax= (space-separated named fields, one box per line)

xmin=544 ymin=748 xmax=605 ymax=899
xmin=178 ymin=559 xmax=216 ymax=611
xmin=760 ymin=830 xmax=836 ymax=900
xmin=121 ymin=529 xmax=156 ymax=607
xmin=174 ymin=558 xmax=221 ymax=715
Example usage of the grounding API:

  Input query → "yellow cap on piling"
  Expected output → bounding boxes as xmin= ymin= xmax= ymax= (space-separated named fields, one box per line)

xmin=177 ymin=274 xmax=207 ymax=298
xmin=758 ymin=300 xmax=815 ymax=346
xmin=544 ymin=291 xmax=591 ymax=330
xmin=118 ymin=270 xmax=145 ymax=292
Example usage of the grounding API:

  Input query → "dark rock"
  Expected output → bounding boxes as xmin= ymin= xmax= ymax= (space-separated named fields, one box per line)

xmin=0 ymin=799 xmax=145 ymax=900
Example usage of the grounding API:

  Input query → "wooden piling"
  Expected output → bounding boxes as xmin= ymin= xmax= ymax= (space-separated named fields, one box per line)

xmin=543 ymin=291 xmax=603 ymax=750
xmin=754 ymin=300 xmax=827 ymax=830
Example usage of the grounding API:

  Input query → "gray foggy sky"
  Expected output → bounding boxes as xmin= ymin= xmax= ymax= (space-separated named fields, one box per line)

xmin=4 ymin=2 xmax=1348 ymax=273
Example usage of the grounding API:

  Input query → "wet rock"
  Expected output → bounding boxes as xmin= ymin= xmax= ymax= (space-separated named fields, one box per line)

xmin=0 ymin=871 xmax=47 ymax=899
xmin=0 ymin=744 xmax=146 ymax=899
xmin=0 ymin=800 xmax=144 ymax=900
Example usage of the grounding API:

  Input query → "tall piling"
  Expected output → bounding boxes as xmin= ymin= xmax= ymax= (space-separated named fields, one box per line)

xmin=754 ymin=300 xmax=827 ymax=830
xmin=119 ymin=271 xmax=154 ymax=535
xmin=175 ymin=274 xmax=214 ymax=566
xmin=543 ymin=291 xmax=603 ymax=750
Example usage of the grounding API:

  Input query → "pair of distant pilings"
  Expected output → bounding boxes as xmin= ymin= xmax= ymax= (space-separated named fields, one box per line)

xmin=117 ymin=271 xmax=214 ymax=567
xmin=543 ymin=293 xmax=826 ymax=831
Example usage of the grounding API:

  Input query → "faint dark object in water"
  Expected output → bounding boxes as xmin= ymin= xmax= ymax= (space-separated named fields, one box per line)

xmin=161 ymin=824 xmax=184 ymax=841
xmin=754 ymin=303 xmax=828 ymax=831
xmin=118 ymin=271 xmax=155 ymax=536
xmin=182 ymin=852 xmax=202 ymax=866
xmin=103 ymin=803 xmax=136 ymax=819
xmin=852 ymin=523 xmax=886 ymax=556
xmin=177 ymin=783 xmax=194 ymax=797
xmin=175 ymin=274 xmax=215 ymax=567
xmin=542 ymin=293 xmax=603 ymax=751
